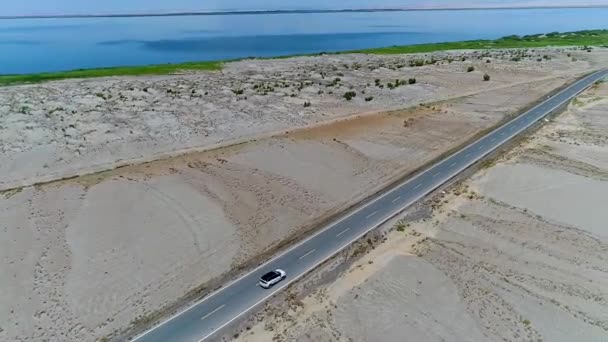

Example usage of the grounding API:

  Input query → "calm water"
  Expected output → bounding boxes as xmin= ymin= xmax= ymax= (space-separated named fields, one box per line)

xmin=1 ymin=8 xmax=607 ymax=74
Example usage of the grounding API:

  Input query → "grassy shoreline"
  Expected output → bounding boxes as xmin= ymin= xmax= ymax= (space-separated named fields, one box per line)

xmin=0 ymin=61 xmax=222 ymax=86
xmin=1 ymin=29 xmax=606 ymax=86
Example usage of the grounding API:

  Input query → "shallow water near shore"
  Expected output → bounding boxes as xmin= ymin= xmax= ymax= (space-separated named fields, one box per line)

xmin=1 ymin=7 xmax=608 ymax=74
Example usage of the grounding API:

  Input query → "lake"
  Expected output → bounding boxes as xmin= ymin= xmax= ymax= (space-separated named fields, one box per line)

xmin=1 ymin=8 xmax=607 ymax=74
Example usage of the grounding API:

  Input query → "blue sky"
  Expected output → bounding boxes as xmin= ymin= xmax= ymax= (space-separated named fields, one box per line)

xmin=3 ymin=0 xmax=608 ymax=16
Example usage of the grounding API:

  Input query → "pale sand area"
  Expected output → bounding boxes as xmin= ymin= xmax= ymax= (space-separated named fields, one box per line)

xmin=235 ymin=82 xmax=608 ymax=341
xmin=0 ymin=67 xmax=582 ymax=340
xmin=1 ymin=48 xmax=607 ymax=191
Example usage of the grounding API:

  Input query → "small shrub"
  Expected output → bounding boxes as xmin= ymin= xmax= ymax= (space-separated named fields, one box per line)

xmin=303 ymin=101 xmax=311 ymax=107
xmin=365 ymin=96 xmax=374 ymax=102
xmin=232 ymin=89 xmax=244 ymax=95
xmin=483 ymin=74 xmax=491 ymax=81
xmin=395 ymin=219 xmax=408 ymax=232
xmin=467 ymin=66 xmax=475 ymax=72
xmin=408 ymin=78 xmax=416 ymax=84
xmin=343 ymin=91 xmax=356 ymax=101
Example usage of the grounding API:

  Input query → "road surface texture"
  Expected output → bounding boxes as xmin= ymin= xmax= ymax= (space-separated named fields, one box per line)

xmin=134 ymin=69 xmax=607 ymax=342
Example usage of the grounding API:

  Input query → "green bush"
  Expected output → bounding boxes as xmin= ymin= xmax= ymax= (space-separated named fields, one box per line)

xmin=467 ymin=66 xmax=475 ymax=72
xmin=408 ymin=78 xmax=417 ymax=84
xmin=483 ymin=74 xmax=491 ymax=81
xmin=365 ymin=96 xmax=374 ymax=102
xmin=413 ymin=60 xmax=425 ymax=67
xmin=343 ymin=91 xmax=357 ymax=101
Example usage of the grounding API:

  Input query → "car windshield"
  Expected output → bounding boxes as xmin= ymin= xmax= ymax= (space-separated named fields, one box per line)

xmin=261 ymin=271 xmax=279 ymax=281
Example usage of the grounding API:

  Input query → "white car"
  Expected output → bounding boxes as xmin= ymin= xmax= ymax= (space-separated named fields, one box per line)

xmin=259 ymin=269 xmax=286 ymax=289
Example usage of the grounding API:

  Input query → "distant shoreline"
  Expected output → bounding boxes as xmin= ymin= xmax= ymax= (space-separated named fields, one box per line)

xmin=3 ymin=5 xmax=608 ymax=20
xmin=1 ymin=29 xmax=606 ymax=85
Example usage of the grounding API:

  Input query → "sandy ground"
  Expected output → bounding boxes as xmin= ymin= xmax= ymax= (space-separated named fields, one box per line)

xmin=234 ymin=82 xmax=608 ymax=342
xmin=1 ymin=47 xmax=606 ymax=191
xmin=1 ymin=49 xmax=607 ymax=341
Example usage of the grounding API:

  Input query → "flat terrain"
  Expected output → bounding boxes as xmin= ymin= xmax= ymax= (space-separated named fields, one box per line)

xmin=235 ymin=82 xmax=608 ymax=342
xmin=1 ymin=48 xmax=607 ymax=341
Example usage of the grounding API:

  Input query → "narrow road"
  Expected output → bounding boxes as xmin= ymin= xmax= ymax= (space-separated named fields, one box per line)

xmin=134 ymin=69 xmax=608 ymax=342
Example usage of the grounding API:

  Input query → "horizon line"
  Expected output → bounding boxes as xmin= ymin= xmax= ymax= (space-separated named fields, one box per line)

xmin=2 ymin=5 xmax=608 ymax=20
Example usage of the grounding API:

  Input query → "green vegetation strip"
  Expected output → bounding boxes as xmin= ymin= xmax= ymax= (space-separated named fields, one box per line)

xmin=348 ymin=29 xmax=608 ymax=54
xmin=1 ymin=29 xmax=607 ymax=86
xmin=0 ymin=61 xmax=222 ymax=86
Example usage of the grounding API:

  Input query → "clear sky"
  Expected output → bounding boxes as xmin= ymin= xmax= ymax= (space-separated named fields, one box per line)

xmin=3 ymin=0 xmax=608 ymax=16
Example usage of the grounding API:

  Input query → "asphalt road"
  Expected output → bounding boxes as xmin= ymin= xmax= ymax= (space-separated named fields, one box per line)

xmin=134 ymin=69 xmax=608 ymax=342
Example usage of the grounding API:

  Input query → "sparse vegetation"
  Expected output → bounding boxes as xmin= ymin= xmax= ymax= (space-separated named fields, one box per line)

xmin=365 ymin=96 xmax=374 ymax=102
xmin=483 ymin=74 xmax=491 ymax=81
xmin=467 ymin=66 xmax=475 ymax=72
xmin=303 ymin=101 xmax=311 ymax=107
xmin=408 ymin=78 xmax=417 ymax=84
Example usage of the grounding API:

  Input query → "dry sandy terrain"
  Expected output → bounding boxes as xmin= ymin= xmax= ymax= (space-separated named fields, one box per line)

xmin=1 ymin=48 xmax=607 ymax=341
xmin=234 ymin=82 xmax=608 ymax=342
xmin=1 ymin=47 xmax=605 ymax=191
